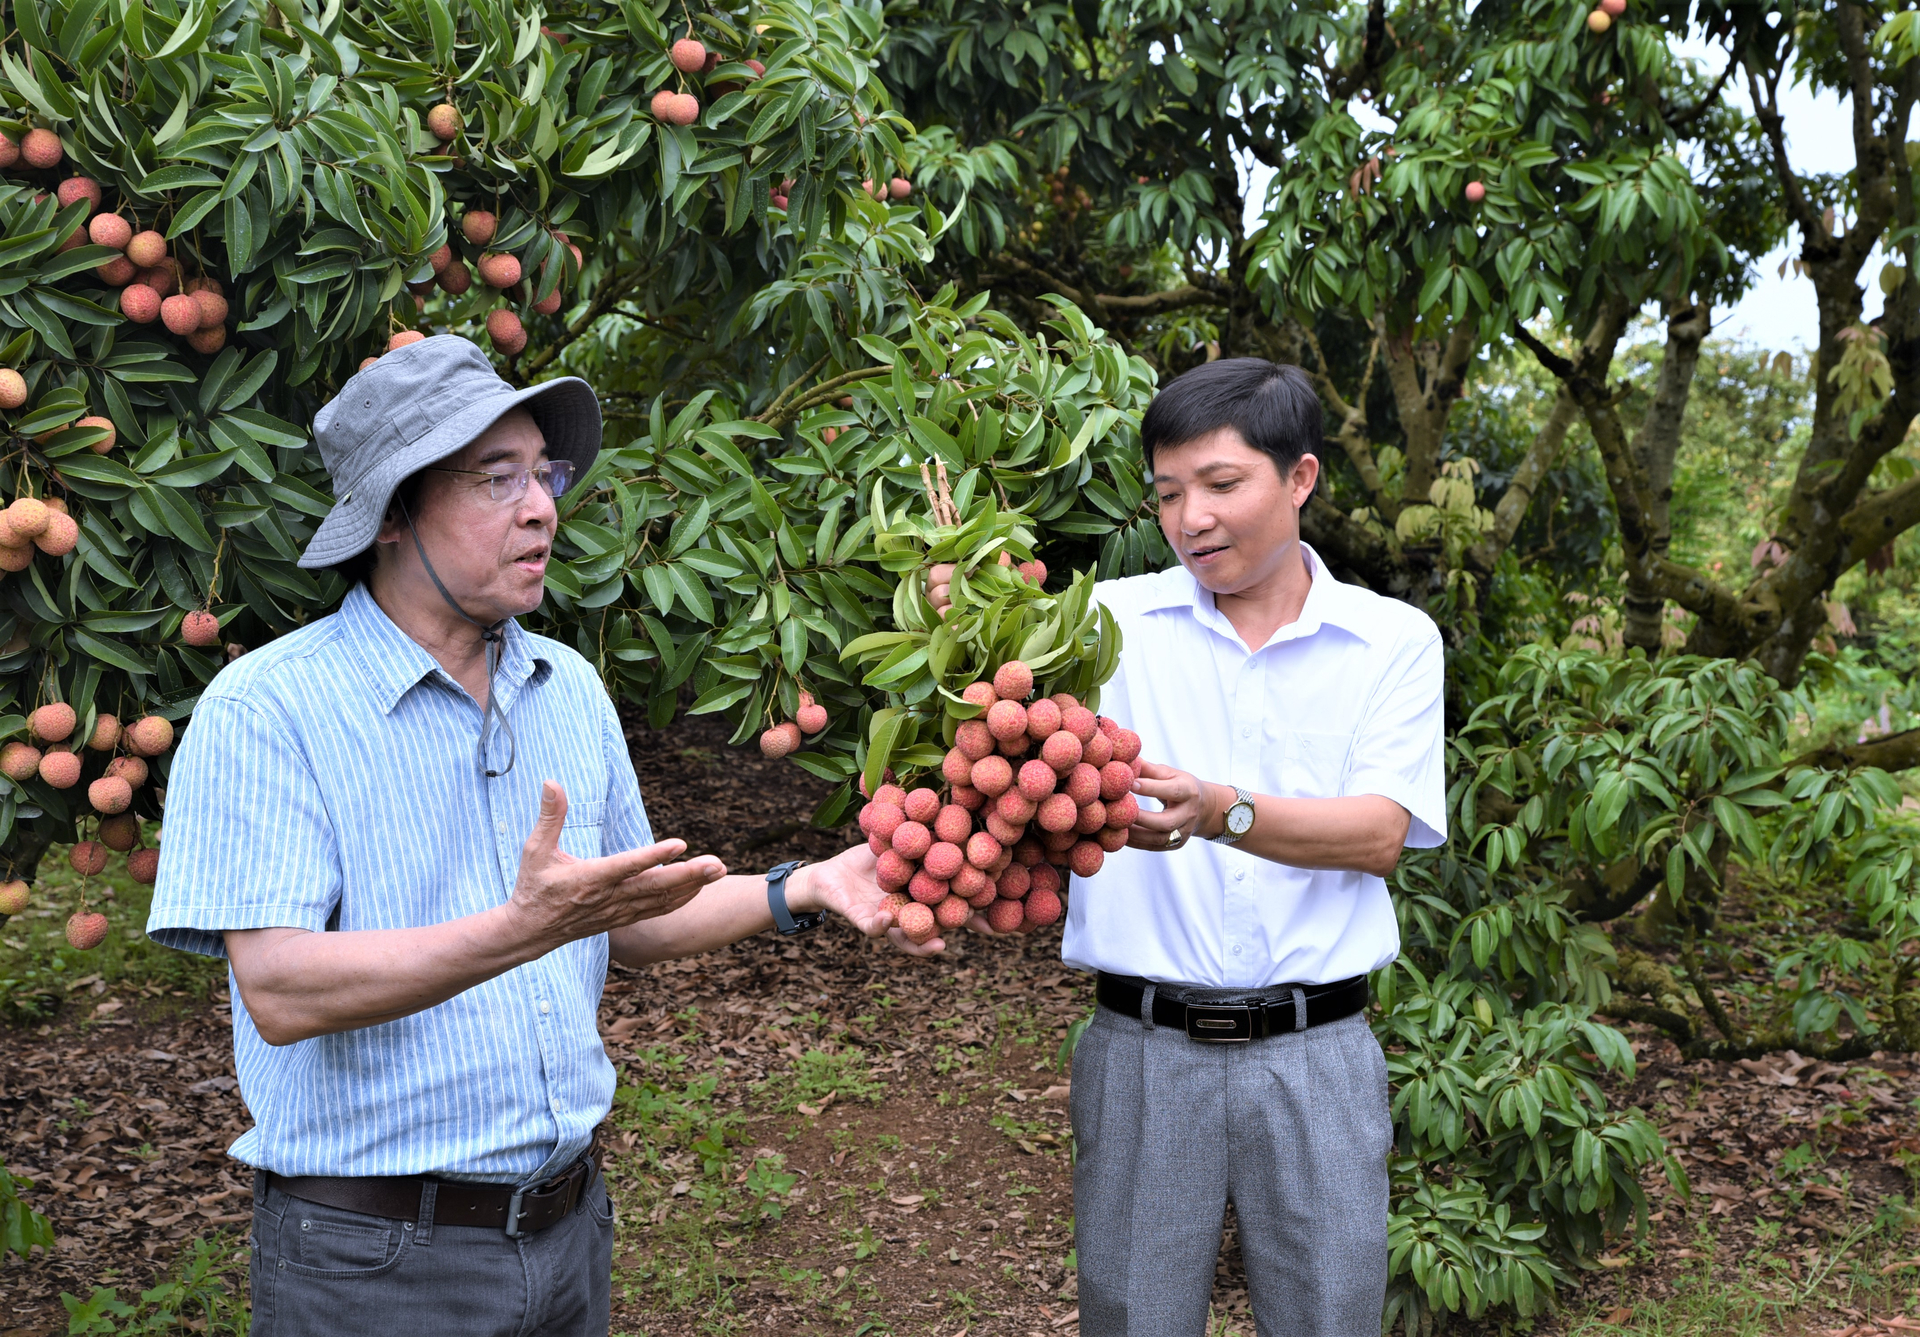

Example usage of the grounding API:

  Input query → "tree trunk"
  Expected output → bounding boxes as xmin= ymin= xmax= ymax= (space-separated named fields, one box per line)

xmin=1621 ymin=303 xmax=1710 ymax=652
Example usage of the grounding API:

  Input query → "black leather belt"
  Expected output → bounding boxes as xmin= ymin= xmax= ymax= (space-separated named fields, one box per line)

xmin=1096 ymin=972 xmax=1368 ymax=1042
xmin=262 ymin=1145 xmax=601 ymax=1237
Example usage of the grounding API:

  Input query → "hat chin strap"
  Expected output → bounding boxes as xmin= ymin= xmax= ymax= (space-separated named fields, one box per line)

xmin=399 ymin=500 xmax=516 ymax=780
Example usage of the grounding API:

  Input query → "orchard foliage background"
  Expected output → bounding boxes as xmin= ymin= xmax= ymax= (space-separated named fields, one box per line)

xmin=1 ymin=0 xmax=1919 ymax=1329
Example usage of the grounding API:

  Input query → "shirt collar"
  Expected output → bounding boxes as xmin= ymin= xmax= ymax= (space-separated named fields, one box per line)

xmin=1140 ymin=543 xmax=1381 ymax=649
xmin=340 ymin=583 xmax=549 ymax=715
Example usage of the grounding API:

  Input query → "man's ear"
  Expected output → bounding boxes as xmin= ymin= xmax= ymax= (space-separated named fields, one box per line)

xmin=1292 ymin=453 xmax=1320 ymax=510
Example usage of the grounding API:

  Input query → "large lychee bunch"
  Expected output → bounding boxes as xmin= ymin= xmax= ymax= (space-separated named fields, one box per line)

xmin=855 ymin=658 xmax=1148 ymax=936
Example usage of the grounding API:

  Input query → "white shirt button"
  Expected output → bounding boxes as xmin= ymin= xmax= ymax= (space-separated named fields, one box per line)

xmin=1240 ymin=725 xmax=1252 ymax=738
xmin=1232 ymin=945 xmax=1243 ymax=955
xmin=551 ymin=1098 xmax=562 ymax=1111
xmin=538 ymin=999 xmax=550 ymax=1015
xmin=1234 ymin=869 xmax=1246 ymax=882
xmin=496 ymin=820 xmax=506 ymax=834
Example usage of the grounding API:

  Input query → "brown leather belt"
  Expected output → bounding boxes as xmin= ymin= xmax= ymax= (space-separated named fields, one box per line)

xmin=262 ymin=1145 xmax=601 ymax=1238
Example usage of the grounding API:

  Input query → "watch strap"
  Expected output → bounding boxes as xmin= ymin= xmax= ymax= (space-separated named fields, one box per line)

xmin=767 ymin=860 xmax=824 ymax=935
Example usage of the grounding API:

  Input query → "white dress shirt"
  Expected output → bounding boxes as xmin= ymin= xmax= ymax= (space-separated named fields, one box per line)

xmin=1061 ymin=544 xmax=1447 ymax=987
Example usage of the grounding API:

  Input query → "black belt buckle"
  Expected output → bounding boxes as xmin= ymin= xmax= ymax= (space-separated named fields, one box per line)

xmin=1185 ymin=1003 xmax=1253 ymax=1043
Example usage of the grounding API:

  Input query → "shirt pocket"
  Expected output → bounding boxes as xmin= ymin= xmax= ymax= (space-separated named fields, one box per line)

xmin=560 ymin=798 xmax=606 ymax=859
xmin=1281 ymin=730 xmax=1356 ymax=801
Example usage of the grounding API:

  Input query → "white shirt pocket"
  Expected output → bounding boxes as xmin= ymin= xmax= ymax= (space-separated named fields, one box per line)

xmin=1280 ymin=730 xmax=1355 ymax=801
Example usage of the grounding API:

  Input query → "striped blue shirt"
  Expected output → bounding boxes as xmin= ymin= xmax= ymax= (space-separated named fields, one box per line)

xmin=147 ymin=583 xmax=651 ymax=1185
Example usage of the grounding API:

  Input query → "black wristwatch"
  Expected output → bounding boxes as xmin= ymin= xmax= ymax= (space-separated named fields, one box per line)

xmin=766 ymin=860 xmax=824 ymax=936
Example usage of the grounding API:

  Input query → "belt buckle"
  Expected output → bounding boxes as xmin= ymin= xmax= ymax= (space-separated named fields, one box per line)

xmin=1185 ymin=1003 xmax=1253 ymax=1043
xmin=503 ymin=1186 xmax=528 ymax=1238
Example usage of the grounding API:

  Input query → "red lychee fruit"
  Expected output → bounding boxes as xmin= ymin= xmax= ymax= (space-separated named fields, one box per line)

xmin=1029 ymin=863 xmax=1063 ymax=898
xmin=908 ymin=870 xmax=949 ymax=905
xmin=890 ymin=177 xmax=912 ymax=199
xmin=427 ymin=103 xmax=462 ymax=141
xmin=182 ymin=609 xmax=221 ymax=646
xmin=968 ymin=882 xmax=999 ymax=910
xmin=1037 ymin=793 xmax=1078 ymax=833
xmin=876 ymin=849 xmax=914 ymax=890
xmin=98 ymin=813 xmax=139 ymax=851
xmin=671 ymin=38 xmax=708 ymax=73
xmin=903 ymin=787 xmax=941 ymax=824
xmin=30 ymin=701 xmax=75 ymax=742
xmin=66 ymin=911 xmax=109 ymax=950
xmin=429 ymin=243 xmax=454 ymax=274
xmin=1084 ymin=731 xmax=1114 ymax=768
xmin=652 ymin=90 xmax=701 ymax=125
xmin=187 ymin=324 xmax=227 ymax=354
xmin=1585 ymin=9 xmax=1611 ymax=33
xmin=56 ymin=175 xmax=100 ymax=212
xmin=984 ymin=813 xmax=1025 ymax=848
xmin=1024 ymin=698 xmax=1062 ymax=740
xmin=993 ymin=660 xmax=1034 ymax=701
xmin=125 ymin=230 xmax=168 ymax=268
xmin=0 ymin=742 xmax=40 ymax=781
xmin=69 ymin=840 xmax=110 ymax=876
xmin=0 ymin=880 xmax=26 ymax=915
xmin=0 ymin=540 xmax=31 ymax=572
xmin=96 ymin=255 xmax=136 ymax=285
xmin=33 ymin=510 xmax=77 ymax=554
xmin=955 ymin=719 xmax=995 ymax=761
xmin=924 ymin=841 xmax=965 ymax=881
xmin=1075 ymin=800 xmax=1108 ymax=835
xmin=1111 ymin=729 xmax=1142 ymax=763
xmin=891 ymin=820 xmax=933 ymax=861
xmin=1465 ymin=179 xmax=1486 ymax=203
xmin=1064 ymin=763 xmax=1102 ymax=807
xmin=486 ymin=307 xmax=527 ymax=356
xmin=22 ymin=128 xmax=63 ymax=169
xmin=478 ymin=252 xmax=522 ymax=288
xmin=127 ymin=847 xmax=159 ymax=883
xmin=461 ymin=210 xmax=497 ymax=245
xmin=0 ymin=368 xmax=23 ymax=408
xmin=1096 ymin=825 xmax=1129 ymax=852
xmin=941 ymin=747 xmax=974 ymax=786
xmin=1023 ymin=885 xmax=1063 ymax=929
xmin=747 ymin=58 xmax=766 ymax=77
xmin=1600 ymin=0 xmax=1626 ymax=12
xmin=533 ymin=288 xmax=563 ymax=316
xmin=1044 ymin=826 xmax=1078 ymax=853
xmin=1017 ymin=759 xmax=1058 ymax=802
xmin=868 ymin=804 xmax=907 ymax=844
xmin=1060 ymin=705 xmax=1097 ymax=744
xmin=6 ymin=497 xmax=49 ymax=541
xmin=997 ymin=732 xmax=1031 ymax=759
xmin=934 ymin=893 xmax=971 ymax=931
xmin=385 ymin=329 xmax=425 ymax=354
xmin=879 ymin=890 xmax=912 ymax=920
xmin=86 ymin=714 xmax=119 ymax=751
xmin=89 ymin=774 xmax=132 ymax=814
xmin=437 ymin=261 xmax=473 ymax=296
xmin=995 ymin=790 xmax=1038 ymax=826
xmin=1098 ymin=761 xmax=1135 ymax=803
xmin=37 ymin=749 xmax=79 ymax=788
xmin=897 ymin=901 xmax=937 ymax=944
xmin=1105 ymin=793 xmax=1140 ymax=828
xmin=106 ymin=755 xmax=147 ymax=788
xmin=160 ymin=293 xmax=202 ymax=334
xmin=866 ymin=829 xmax=888 ymax=856
xmin=961 ymin=681 xmax=997 ymax=710
xmin=969 ymin=754 xmax=1014 ymax=797
xmin=89 ymin=213 xmax=132 ymax=250
xmin=997 ymin=862 xmax=1031 ymax=900
xmin=1041 ymin=731 xmax=1083 ymax=774
xmin=987 ymin=897 xmax=1025 ymax=932
xmin=965 ymin=831 xmax=1003 ymax=869
xmin=986 ymin=699 xmax=1028 ymax=742
xmin=874 ymin=783 xmax=907 ymax=808
xmin=1013 ymin=838 xmax=1047 ymax=867
xmin=759 ymin=721 xmax=803 ymax=757
xmin=934 ymin=805 xmax=972 ymax=844
xmin=953 ymin=864 xmax=989 ymax=899
xmin=121 ymin=283 xmax=161 ymax=323
xmin=126 ymin=715 xmax=174 ymax=756
xmin=0 ymin=133 xmax=15 ymax=167
xmin=136 ymin=259 xmax=180 ymax=296
xmin=951 ymin=783 xmax=986 ymax=812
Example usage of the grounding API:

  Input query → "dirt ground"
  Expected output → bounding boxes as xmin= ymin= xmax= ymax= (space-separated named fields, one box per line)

xmin=2 ymin=713 xmax=1917 ymax=1335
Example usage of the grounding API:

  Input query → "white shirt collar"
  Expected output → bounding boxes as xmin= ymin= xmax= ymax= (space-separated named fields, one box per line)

xmin=1133 ymin=543 xmax=1379 ymax=650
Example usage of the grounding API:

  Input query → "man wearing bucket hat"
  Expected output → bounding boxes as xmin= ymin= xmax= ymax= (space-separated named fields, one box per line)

xmin=147 ymin=336 xmax=930 ymax=1336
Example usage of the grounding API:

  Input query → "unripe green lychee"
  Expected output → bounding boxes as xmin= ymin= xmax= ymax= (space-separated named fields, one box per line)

xmin=876 ymin=849 xmax=914 ymax=890
xmin=98 ymin=813 xmax=139 ymax=852
xmin=955 ymin=719 xmax=994 ymax=761
xmin=1 ymin=741 xmax=40 ymax=780
xmin=1024 ymin=699 xmax=1061 ymax=740
xmin=986 ymin=699 xmax=1028 ymax=742
xmin=933 ymin=805 xmax=972 ymax=844
xmin=969 ymin=754 xmax=1013 ymax=798
xmin=1022 ymin=885 xmax=1063 ymax=929
xmin=924 ymin=841 xmax=965 ymax=881
xmin=994 ymin=790 xmax=1038 ymax=825
xmin=891 ymin=820 xmax=934 ymax=861
xmin=897 ymin=901 xmax=937 ymax=944
xmin=903 ymin=787 xmax=941 ymax=824
xmin=1041 ymin=731 xmax=1082 ymax=774
xmin=88 ymin=775 xmax=132 ymax=814
xmin=127 ymin=847 xmax=159 ymax=883
xmin=934 ymin=893 xmax=971 ymax=931
xmin=69 ymin=840 xmax=109 ymax=875
xmin=941 ymin=747 xmax=974 ymax=786
xmin=986 ymin=897 xmax=1025 ymax=933
xmin=66 ymin=910 xmax=109 ymax=950
xmin=126 ymin=715 xmax=174 ymax=756
xmin=0 ymin=880 xmax=26 ymax=914
xmin=908 ymin=870 xmax=949 ymax=905
xmin=993 ymin=660 xmax=1034 ymax=701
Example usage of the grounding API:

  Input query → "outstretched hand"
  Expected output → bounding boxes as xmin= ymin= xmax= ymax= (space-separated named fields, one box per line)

xmin=506 ymin=780 xmax=727 ymax=951
xmin=800 ymin=844 xmax=950 ymax=956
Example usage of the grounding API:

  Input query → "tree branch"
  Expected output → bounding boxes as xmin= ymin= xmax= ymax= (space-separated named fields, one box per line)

xmin=520 ymin=270 xmax=645 ymax=378
xmin=755 ymin=365 xmax=894 ymax=429
xmin=1467 ymin=385 xmax=1577 ymax=572
xmin=1790 ymin=726 xmax=1920 ymax=774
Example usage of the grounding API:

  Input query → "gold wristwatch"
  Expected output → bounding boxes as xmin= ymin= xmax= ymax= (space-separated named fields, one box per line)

xmin=1212 ymin=786 xmax=1256 ymax=845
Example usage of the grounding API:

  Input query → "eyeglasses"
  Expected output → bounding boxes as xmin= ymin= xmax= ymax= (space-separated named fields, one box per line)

xmin=426 ymin=460 xmax=575 ymax=503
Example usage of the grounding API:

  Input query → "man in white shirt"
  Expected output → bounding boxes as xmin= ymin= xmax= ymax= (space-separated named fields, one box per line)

xmin=936 ymin=357 xmax=1446 ymax=1336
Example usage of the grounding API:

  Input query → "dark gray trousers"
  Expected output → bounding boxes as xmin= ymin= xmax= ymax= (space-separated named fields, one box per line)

xmin=1070 ymin=1004 xmax=1392 ymax=1337
xmin=248 ymin=1171 xmax=615 ymax=1336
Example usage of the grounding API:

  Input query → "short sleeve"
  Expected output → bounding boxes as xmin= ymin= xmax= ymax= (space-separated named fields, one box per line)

xmin=145 ymin=695 xmax=343 ymax=957
xmin=1344 ymin=625 xmax=1448 ymax=848
xmin=601 ymin=696 xmax=654 ymax=854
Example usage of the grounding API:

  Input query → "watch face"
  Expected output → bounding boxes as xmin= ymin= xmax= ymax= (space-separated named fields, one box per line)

xmin=1227 ymin=804 xmax=1254 ymax=835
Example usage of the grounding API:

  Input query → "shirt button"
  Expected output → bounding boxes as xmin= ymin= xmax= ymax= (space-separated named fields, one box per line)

xmin=496 ymin=820 xmax=506 ymax=834
xmin=551 ymin=1098 xmax=562 ymax=1112
xmin=1232 ymin=945 xmax=1243 ymax=956
xmin=1234 ymin=869 xmax=1246 ymax=882
xmin=1240 ymin=725 xmax=1252 ymax=738
xmin=538 ymin=999 xmax=550 ymax=1015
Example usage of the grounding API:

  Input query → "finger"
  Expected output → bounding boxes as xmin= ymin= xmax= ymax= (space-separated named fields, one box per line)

xmin=1136 ymin=760 xmax=1180 ymax=781
xmin=1127 ymin=824 xmax=1189 ymax=851
xmin=929 ymin=583 xmax=951 ymax=607
xmin=965 ymin=911 xmax=1007 ymax=937
xmin=886 ymin=926 xmax=946 ymax=956
xmin=521 ymin=780 xmax=568 ymax=865
xmin=1129 ymin=773 xmax=1191 ymax=802
xmin=1128 ymin=807 xmax=1183 ymax=834
xmin=928 ymin=562 xmax=957 ymax=584
xmin=618 ymin=854 xmax=724 ymax=891
xmin=590 ymin=838 xmax=696 ymax=884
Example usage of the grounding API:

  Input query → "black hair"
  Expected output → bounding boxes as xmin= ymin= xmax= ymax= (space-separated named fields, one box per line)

xmin=327 ymin=470 xmax=426 ymax=587
xmin=1139 ymin=358 xmax=1323 ymax=478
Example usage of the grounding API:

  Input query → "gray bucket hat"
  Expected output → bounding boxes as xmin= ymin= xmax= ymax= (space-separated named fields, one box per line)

xmin=297 ymin=335 xmax=602 ymax=569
